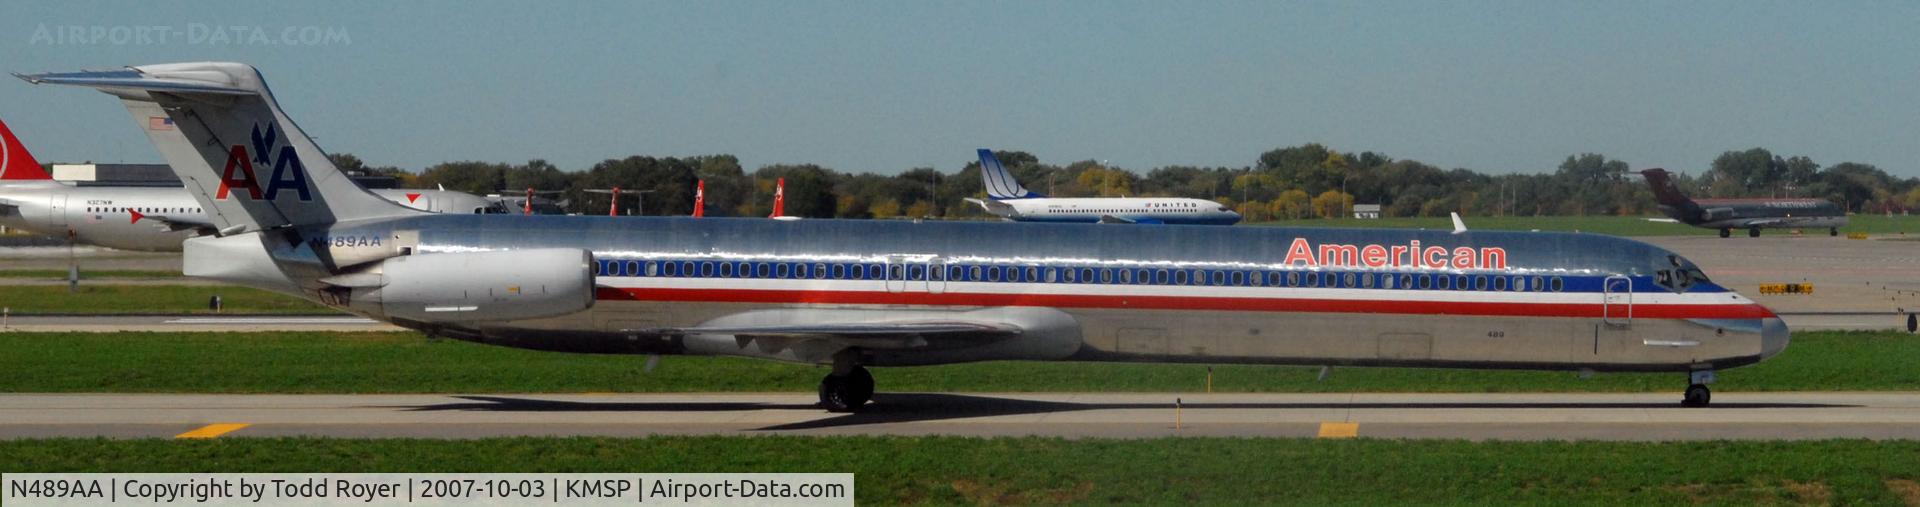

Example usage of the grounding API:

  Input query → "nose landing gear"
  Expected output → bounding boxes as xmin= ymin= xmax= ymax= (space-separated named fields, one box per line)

xmin=1681 ymin=369 xmax=1715 ymax=407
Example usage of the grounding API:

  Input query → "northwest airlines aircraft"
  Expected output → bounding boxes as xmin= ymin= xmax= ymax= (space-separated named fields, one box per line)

xmin=1641 ymin=168 xmax=1848 ymax=238
xmin=23 ymin=62 xmax=1786 ymax=410
xmin=966 ymin=149 xmax=1242 ymax=225
xmin=0 ymin=118 xmax=500 ymax=251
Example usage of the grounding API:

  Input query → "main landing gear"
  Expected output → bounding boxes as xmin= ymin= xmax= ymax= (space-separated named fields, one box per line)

xmin=1830 ymin=227 xmax=1840 ymax=237
xmin=1682 ymin=370 xmax=1715 ymax=407
xmin=1718 ymin=228 xmax=1731 ymax=238
xmin=819 ymin=363 xmax=875 ymax=413
xmin=1748 ymin=228 xmax=1761 ymax=238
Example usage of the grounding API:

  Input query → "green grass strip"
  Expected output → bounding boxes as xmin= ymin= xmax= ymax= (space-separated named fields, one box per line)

xmin=2 ymin=437 xmax=1918 ymax=505
xmin=0 ymin=331 xmax=1914 ymax=393
xmin=0 ymin=285 xmax=332 ymax=315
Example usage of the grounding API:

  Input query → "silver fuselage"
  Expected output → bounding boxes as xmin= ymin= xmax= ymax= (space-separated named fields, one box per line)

xmin=235 ymin=215 xmax=1787 ymax=372
xmin=0 ymin=180 xmax=499 ymax=251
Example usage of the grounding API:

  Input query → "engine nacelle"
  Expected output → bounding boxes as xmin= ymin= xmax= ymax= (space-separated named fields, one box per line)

xmin=347 ymin=248 xmax=595 ymax=323
xmin=1700 ymin=207 xmax=1736 ymax=222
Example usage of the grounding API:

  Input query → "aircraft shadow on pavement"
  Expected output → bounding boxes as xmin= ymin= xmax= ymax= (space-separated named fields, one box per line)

xmin=395 ymin=394 xmax=1852 ymax=431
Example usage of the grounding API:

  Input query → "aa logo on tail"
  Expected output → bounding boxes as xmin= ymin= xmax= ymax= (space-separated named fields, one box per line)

xmin=216 ymin=123 xmax=312 ymax=201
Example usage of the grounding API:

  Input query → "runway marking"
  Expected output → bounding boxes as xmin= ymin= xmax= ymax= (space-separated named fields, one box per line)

xmin=1317 ymin=422 xmax=1359 ymax=439
xmin=175 ymin=423 xmax=250 ymax=439
xmin=164 ymin=317 xmax=378 ymax=325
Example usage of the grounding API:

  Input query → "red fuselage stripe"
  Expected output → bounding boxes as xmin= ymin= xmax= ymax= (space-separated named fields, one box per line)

xmin=594 ymin=287 xmax=1776 ymax=320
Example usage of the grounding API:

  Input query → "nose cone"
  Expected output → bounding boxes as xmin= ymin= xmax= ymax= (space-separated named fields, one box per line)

xmin=1760 ymin=316 xmax=1790 ymax=359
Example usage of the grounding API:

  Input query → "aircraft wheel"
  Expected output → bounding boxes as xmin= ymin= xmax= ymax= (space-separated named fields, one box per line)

xmin=1830 ymin=228 xmax=1839 ymax=236
xmin=1748 ymin=228 xmax=1761 ymax=238
xmin=1682 ymin=384 xmax=1711 ymax=407
xmin=818 ymin=366 xmax=874 ymax=413
xmin=1718 ymin=228 xmax=1730 ymax=238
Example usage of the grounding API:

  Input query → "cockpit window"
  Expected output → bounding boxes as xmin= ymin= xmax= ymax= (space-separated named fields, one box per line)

xmin=1654 ymin=266 xmax=1711 ymax=293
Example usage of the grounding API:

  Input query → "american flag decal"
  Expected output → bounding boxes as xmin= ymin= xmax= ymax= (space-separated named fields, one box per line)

xmin=147 ymin=116 xmax=175 ymax=130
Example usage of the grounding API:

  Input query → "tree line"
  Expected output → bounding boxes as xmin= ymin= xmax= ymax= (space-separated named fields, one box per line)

xmin=329 ymin=145 xmax=1920 ymax=220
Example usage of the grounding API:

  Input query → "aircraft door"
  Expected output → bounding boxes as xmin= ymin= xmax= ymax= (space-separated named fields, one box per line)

xmin=925 ymin=257 xmax=947 ymax=294
xmin=884 ymin=255 xmax=906 ymax=293
xmin=46 ymin=194 xmax=67 ymax=230
xmin=1602 ymin=275 xmax=1632 ymax=327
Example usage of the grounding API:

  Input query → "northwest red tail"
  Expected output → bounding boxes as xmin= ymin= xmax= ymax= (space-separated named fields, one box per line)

xmin=693 ymin=180 xmax=705 ymax=218
xmin=0 ymin=117 xmax=52 ymax=180
xmin=769 ymin=178 xmax=786 ymax=218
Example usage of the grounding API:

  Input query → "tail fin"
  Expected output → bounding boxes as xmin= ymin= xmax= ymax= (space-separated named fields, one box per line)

xmin=693 ymin=180 xmax=705 ymax=218
xmin=769 ymin=178 xmax=786 ymax=218
xmin=0 ymin=117 xmax=51 ymax=180
xmin=977 ymin=149 xmax=1041 ymax=200
xmin=1639 ymin=168 xmax=1693 ymax=207
xmin=19 ymin=62 xmax=416 ymax=233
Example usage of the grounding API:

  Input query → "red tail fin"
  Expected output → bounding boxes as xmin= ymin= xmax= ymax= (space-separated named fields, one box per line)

xmin=608 ymin=186 xmax=620 ymax=216
xmin=0 ymin=118 xmax=52 ymax=180
xmin=693 ymin=180 xmax=705 ymax=218
xmin=769 ymin=178 xmax=786 ymax=218
xmin=1639 ymin=168 xmax=1693 ymax=207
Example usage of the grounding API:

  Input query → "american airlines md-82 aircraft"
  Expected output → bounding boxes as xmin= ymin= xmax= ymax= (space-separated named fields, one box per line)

xmin=965 ymin=149 xmax=1241 ymax=225
xmin=0 ymin=118 xmax=502 ymax=251
xmin=22 ymin=62 xmax=1785 ymax=411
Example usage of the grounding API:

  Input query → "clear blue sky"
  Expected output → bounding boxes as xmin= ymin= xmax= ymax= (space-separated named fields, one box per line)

xmin=2 ymin=1 xmax=1915 ymax=177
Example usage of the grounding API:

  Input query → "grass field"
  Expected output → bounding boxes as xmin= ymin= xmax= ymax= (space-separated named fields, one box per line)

xmin=0 ymin=285 xmax=331 ymax=315
xmin=3 ymin=437 xmax=1919 ymax=505
xmin=1251 ymin=214 xmax=1920 ymax=237
xmin=1 ymin=330 xmax=1914 ymax=393
xmin=0 ymin=269 xmax=181 ymax=279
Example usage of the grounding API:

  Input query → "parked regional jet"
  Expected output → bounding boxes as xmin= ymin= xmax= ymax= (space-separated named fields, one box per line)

xmin=0 ymin=118 xmax=501 ymax=251
xmin=965 ymin=149 xmax=1241 ymax=225
xmin=1641 ymin=168 xmax=1848 ymax=238
xmin=769 ymin=177 xmax=799 ymax=220
xmin=23 ymin=63 xmax=1786 ymax=411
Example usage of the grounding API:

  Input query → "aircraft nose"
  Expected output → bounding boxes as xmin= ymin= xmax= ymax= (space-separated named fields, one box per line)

xmin=1760 ymin=316 xmax=1790 ymax=359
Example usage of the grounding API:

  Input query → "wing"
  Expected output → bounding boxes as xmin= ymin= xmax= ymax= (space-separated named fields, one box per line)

xmin=657 ymin=320 xmax=1020 ymax=349
xmin=140 ymin=213 xmax=218 ymax=235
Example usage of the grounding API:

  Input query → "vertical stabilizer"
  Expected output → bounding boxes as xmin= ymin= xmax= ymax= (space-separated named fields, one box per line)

xmin=1639 ymin=168 xmax=1695 ymax=207
xmin=769 ymin=178 xmax=786 ymax=218
xmin=20 ymin=62 xmax=418 ymax=233
xmin=977 ymin=149 xmax=1042 ymax=200
xmin=693 ymin=180 xmax=706 ymax=218
xmin=0 ymin=117 xmax=51 ymax=180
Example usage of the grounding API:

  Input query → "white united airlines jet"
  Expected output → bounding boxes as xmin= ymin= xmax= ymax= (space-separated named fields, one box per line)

xmin=23 ymin=62 xmax=1784 ymax=412
xmin=0 ymin=117 xmax=500 ymax=251
xmin=965 ymin=149 xmax=1241 ymax=225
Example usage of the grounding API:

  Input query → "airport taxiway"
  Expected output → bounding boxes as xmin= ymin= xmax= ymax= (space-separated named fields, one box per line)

xmin=2 ymin=392 xmax=1918 ymax=441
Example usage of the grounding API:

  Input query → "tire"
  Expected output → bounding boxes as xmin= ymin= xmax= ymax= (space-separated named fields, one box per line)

xmin=1682 ymin=384 xmax=1711 ymax=407
xmin=1748 ymin=228 xmax=1761 ymax=238
xmin=1719 ymin=229 xmax=1730 ymax=238
xmin=818 ymin=375 xmax=854 ymax=412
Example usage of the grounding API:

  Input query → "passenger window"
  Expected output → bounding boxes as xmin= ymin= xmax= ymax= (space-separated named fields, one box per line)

xmin=1359 ymin=273 xmax=1373 ymax=288
xmin=1172 ymin=269 xmax=1188 ymax=285
xmin=626 ymin=261 xmax=641 ymax=276
xmin=1417 ymin=275 xmax=1431 ymax=289
xmin=1044 ymin=267 xmax=1058 ymax=283
xmin=1101 ymin=269 xmax=1113 ymax=284
xmin=1080 ymin=268 xmax=1096 ymax=283
xmin=699 ymin=262 xmax=715 ymax=277
xmin=1306 ymin=272 xmax=1319 ymax=287
xmin=908 ymin=265 xmax=924 ymax=280
xmin=969 ymin=266 xmax=982 ymax=281
xmin=1493 ymin=276 xmax=1508 ymax=291
xmin=1551 ymin=277 xmax=1565 ymax=292
xmin=1343 ymin=273 xmax=1356 ymax=288
xmin=1288 ymin=272 xmax=1300 ymax=287
xmin=889 ymin=264 xmax=904 ymax=280
xmin=1230 ymin=271 xmax=1245 ymax=286
xmin=987 ymin=266 xmax=1003 ymax=282
xmin=718 ymin=262 xmax=733 ymax=277
xmin=776 ymin=263 xmax=790 ymax=279
xmin=1119 ymin=269 xmax=1133 ymax=284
